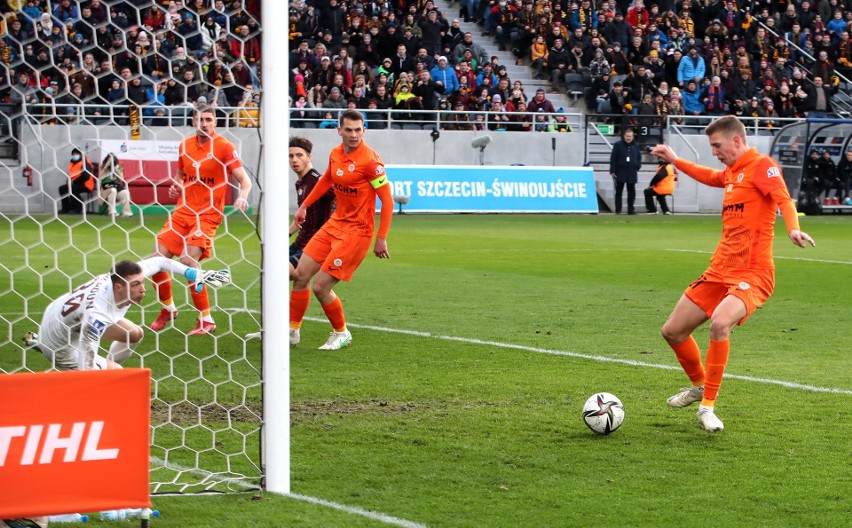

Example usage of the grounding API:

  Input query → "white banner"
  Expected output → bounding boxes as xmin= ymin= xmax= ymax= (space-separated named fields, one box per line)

xmin=99 ymin=140 xmax=180 ymax=162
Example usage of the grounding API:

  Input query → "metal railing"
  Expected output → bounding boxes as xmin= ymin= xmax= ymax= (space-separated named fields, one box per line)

xmin=290 ymin=107 xmax=584 ymax=132
xmin=1 ymin=103 xmax=261 ymax=130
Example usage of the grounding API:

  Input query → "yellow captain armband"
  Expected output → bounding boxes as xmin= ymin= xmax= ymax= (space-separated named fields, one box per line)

xmin=370 ymin=173 xmax=389 ymax=189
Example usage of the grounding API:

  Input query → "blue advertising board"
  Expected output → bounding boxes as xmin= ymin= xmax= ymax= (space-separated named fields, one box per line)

xmin=383 ymin=165 xmax=598 ymax=213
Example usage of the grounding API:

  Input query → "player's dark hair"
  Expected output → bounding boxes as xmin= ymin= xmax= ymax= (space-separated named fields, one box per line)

xmin=289 ymin=136 xmax=313 ymax=154
xmin=338 ymin=109 xmax=365 ymax=127
xmin=110 ymin=260 xmax=143 ymax=286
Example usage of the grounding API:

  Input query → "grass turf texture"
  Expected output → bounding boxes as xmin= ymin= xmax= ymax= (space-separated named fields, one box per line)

xmin=2 ymin=214 xmax=850 ymax=526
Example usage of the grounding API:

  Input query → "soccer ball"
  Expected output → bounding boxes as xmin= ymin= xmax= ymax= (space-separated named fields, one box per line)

xmin=582 ymin=392 xmax=625 ymax=435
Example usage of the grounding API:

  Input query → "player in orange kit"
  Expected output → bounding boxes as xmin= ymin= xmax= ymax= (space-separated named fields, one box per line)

xmin=651 ymin=116 xmax=815 ymax=432
xmin=149 ymin=105 xmax=252 ymax=335
xmin=289 ymin=109 xmax=394 ymax=350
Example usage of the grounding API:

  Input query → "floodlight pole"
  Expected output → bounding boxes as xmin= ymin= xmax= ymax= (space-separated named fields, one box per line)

xmin=261 ymin=0 xmax=290 ymax=495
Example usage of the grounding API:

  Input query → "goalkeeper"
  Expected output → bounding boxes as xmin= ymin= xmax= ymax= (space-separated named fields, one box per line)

xmin=23 ymin=257 xmax=230 ymax=371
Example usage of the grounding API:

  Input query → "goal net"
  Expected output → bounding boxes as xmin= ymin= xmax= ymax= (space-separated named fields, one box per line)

xmin=0 ymin=3 xmax=267 ymax=494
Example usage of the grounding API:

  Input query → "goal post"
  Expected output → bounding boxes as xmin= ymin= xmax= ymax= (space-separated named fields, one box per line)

xmin=260 ymin=0 xmax=291 ymax=495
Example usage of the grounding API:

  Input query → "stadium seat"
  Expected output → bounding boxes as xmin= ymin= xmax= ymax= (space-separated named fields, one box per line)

xmin=564 ymin=73 xmax=586 ymax=102
xmin=402 ymin=123 xmax=423 ymax=130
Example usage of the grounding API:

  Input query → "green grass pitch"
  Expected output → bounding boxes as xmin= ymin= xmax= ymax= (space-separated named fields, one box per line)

xmin=1 ymin=213 xmax=850 ymax=527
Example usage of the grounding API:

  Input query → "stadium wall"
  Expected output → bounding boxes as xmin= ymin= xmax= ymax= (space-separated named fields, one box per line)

xmin=4 ymin=125 xmax=262 ymax=215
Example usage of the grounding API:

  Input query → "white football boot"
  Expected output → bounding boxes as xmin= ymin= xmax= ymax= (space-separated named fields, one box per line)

xmin=289 ymin=329 xmax=300 ymax=347
xmin=318 ymin=330 xmax=352 ymax=350
xmin=697 ymin=405 xmax=724 ymax=432
xmin=667 ymin=386 xmax=704 ymax=408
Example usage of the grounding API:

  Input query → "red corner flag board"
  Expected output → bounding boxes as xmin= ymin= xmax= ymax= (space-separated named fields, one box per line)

xmin=0 ymin=369 xmax=151 ymax=518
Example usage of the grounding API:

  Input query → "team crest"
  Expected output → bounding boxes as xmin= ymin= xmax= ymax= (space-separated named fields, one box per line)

xmin=336 ymin=169 xmax=344 ymax=176
xmin=738 ymin=282 xmax=750 ymax=290
xmin=737 ymin=173 xmax=744 ymax=183
xmin=348 ymin=164 xmax=355 ymax=172
xmin=86 ymin=320 xmax=107 ymax=338
xmin=375 ymin=165 xmax=385 ymax=175
xmin=298 ymin=188 xmax=304 ymax=195
xmin=333 ymin=258 xmax=343 ymax=266
xmin=726 ymin=184 xmax=734 ymax=192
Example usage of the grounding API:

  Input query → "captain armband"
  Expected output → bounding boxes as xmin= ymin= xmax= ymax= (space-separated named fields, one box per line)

xmin=370 ymin=170 xmax=389 ymax=189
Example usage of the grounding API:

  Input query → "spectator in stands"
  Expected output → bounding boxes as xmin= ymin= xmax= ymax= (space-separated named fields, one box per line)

xmin=604 ymin=11 xmax=631 ymax=48
xmin=802 ymin=75 xmax=836 ymax=117
xmin=681 ymin=79 xmax=705 ymax=116
xmin=59 ymin=147 xmax=95 ymax=215
xmin=526 ymin=87 xmax=556 ymax=113
xmin=703 ymin=75 xmax=726 ymax=116
xmin=836 ymin=148 xmax=852 ymax=203
xmin=547 ymin=37 xmax=572 ymax=93
xmin=430 ymin=55 xmax=459 ymax=98
xmin=677 ymin=45 xmax=705 ymax=88
xmin=453 ymin=32 xmax=489 ymax=67
xmin=413 ymin=69 xmax=444 ymax=115
xmin=530 ymin=35 xmax=548 ymax=80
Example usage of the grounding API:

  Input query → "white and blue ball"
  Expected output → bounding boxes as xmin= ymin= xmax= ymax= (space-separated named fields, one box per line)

xmin=582 ymin=392 xmax=625 ymax=435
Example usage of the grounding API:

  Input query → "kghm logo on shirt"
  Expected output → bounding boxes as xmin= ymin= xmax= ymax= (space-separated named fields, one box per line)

xmin=335 ymin=184 xmax=358 ymax=195
xmin=722 ymin=202 xmax=745 ymax=215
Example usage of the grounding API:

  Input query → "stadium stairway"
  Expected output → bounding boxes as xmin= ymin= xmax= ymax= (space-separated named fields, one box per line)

xmin=434 ymin=0 xmax=574 ymax=111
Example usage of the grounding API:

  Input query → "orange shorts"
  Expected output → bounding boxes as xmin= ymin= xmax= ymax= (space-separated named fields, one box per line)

xmin=685 ymin=267 xmax=775 ymax=325
xmin=157 ymin=214 xmax=220 ymax=261
xmin=303 ymin=224 xmax=372 ymax=282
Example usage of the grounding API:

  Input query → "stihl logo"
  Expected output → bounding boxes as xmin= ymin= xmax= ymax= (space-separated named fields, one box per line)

xmin=0 ymin=421 xmax=119 ymax=466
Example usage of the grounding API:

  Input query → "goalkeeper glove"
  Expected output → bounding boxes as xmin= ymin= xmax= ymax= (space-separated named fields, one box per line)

xmin=184 ymin=269 xmax=232 ymax=293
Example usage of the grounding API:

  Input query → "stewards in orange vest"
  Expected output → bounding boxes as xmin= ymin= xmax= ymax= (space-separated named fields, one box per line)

xmin=59 ymin=147 xmax=95 ymax=214
xmin=644 ymin=159 xmax=676 ymax=214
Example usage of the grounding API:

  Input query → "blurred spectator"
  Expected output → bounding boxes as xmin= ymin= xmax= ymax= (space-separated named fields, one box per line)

xmin=59 ymin=147 xmax=95 ymax=215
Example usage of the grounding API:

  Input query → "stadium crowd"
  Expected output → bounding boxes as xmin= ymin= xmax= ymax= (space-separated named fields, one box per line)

xmin=287 ymin=0 xmax=852 ymax=130
xmin=1 ymin=0 xmax=262 ymax=127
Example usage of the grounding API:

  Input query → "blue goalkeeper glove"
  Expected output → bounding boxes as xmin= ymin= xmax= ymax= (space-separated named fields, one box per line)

xmin=183 ymin=269 xmax=232 ymax=293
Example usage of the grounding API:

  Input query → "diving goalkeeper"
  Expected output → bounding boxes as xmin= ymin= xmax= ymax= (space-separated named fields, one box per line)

xmin=23 ymin=257 xmax=230 ymax=371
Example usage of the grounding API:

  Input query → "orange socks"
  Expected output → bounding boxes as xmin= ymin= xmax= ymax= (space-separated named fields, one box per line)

xmin=290 ymin=289 xmax=310 ymax=330
xmin=670 ymin=335 xmax=705 ymax=386
xmin=152 ymin=271 xmax=172 ymax=304
xmin=702 ymin=339 xmax=730 ymax=407
xmin=321 ymin=297 xmax=346 ymax=332
xmin=189 ymin=281 xmax=212 ymax=321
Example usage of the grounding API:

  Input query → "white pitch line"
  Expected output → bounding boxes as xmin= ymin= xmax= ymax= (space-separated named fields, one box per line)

xmin=304 ymin=317 xmax=852 ymax=396
xmin=150 ymin=457 xmax=428 ymax=528
xmin=665 ymin=248 xmax=852 ymax=265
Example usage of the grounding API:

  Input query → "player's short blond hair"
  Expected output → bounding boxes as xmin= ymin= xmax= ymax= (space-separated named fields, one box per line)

xmin=705 ymin=115 xmax=746 ymax=141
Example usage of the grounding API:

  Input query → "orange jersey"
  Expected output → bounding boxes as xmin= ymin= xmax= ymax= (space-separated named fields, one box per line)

xmin=319 ymin=141 xmax=387 ymax=237
xmin=175 ymin=132 xmax=241 ymax=219
xmin=680 ymin=148 xmax=791 ymax=271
